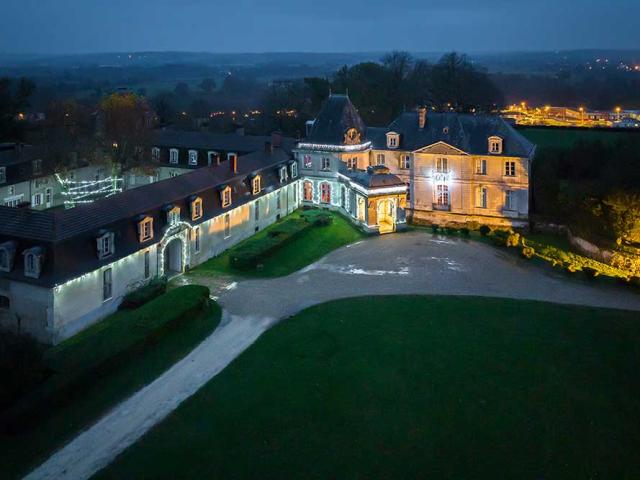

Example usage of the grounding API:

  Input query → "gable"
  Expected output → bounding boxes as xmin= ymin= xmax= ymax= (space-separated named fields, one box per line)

xmin=412 ymin=141 xmax=468 ymax=156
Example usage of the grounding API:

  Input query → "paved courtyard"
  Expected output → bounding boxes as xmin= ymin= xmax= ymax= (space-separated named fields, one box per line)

xmin=26 ymin=232 xmax=640 ymax=480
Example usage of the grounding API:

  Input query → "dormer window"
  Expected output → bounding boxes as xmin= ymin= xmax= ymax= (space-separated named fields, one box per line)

xmin=167 ymin=206 xmax=181 ymax=225
xmin=386 ymin=132 xmax=400 ymax=149
xmin=207 ymin=151 xmax=219 ymax=166
xmin=0 ymin=241 xmax=17 ymax=272
xmin=96 ymin=231 xmax=115 ymax=259
xmin=252 ymin=175 xmax=262 ymax=195
xmin=23 ymin=247 xmax=44 ymax=279
xmin=221 ymin=186 xmax=232 ymax=208
xmin=279 ymin=166 xmax=288 ymax=183
xmin=190 ymin=197 xmax=203 ymax=221
xmin=188 ymin=150 xmax=198 ymax=166
xmin=290 ymin=162 xmax=298 ymax=178
xmin=151 ymin=147 xmax=160 ymax=161
xmin=169 ymin=148 xmax=179 ymax=164
xmin=489 ymin=136 xmax=503 ymax=154
xmin=138 ymin=216 xmax=154 ymax=243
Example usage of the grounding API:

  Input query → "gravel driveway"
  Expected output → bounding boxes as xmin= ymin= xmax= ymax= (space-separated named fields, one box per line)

xmin=25 ymin=232 xmax=640 ymax=480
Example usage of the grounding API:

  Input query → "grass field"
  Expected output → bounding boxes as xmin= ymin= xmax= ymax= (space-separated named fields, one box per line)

xmin=0 ymin=302 xmax=222 ymax=480
xmin=97 ymin=296 xmax=640 ymax=479
xmin=190 ymin=209 xmax=365 ymax=278
xmin=518 ymin=126 xmax=639 ymax=149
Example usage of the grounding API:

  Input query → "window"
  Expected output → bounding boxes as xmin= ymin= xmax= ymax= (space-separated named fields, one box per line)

xmin=321 ymin=183 xmax=331 ymax=203
xmin=505 ymin=190 xmax=516 ymax=210
xmin=489 ymin=136 xmax=503 ymax=154
xmin=321 ymin=157 xmax=331 ymax=171
xmin=0 ymin=241 xmax=16 ymax=272
xmin=188 ymin=150 xmax=198 ymax=166
xmin=0 ymin=167 xmax=5 ymax=184
xmin=31 ymin=193 xmax=43 ymax=207
xmin=207 ymin=151 xmax=219 ymax=166
xmin=341 ymin=186 xmax=346 ymax=208
xmin=144 ymin=251 xmax=150 ymax=279
xmin=293 ymin=184 xmax=297 ymax=203
xmin=191 ymin=197 xmax=203 ymax=221
xmin=436 ymin=184 xmax=449 ymax=206
xmin=221 ymin=186 xmax=232 ymax=208
xmin=303 ymin=181 xmax=313 ymax=201
xmin=8 ymin=186 xmax=15 ymax=196
xmin=254 ymin=200 xmax=260 ymax=221
xmin=476 ymin=159 xmax=487 ymax=175
xmin=303 ymin=154 xmax=313 ymax=169
xmin=276 ymin=191 xmax=282 ymax=210
xmin=139 ymin=217 xmax=154 ymax=243
xmin=23 ymin=248 xmax=43 ymax=279
xmin=252 ymin=176 xmax=261 ymax=195
xmin=45 ymin=188 xmax=52 ymax=207
xmin=0 ymin=249 xmax=7 ymax=271
xmin=401 ymin=155 xmax=411 ymax=170
xmin=279 ymin=166 xmax=288 ymax=183
xmin=194 ymin=227 xmax=201 ymax=253
xmin=169 ymin=148 xmax=179 ymax=164
xmin=224 ymin=213 xmax=230 ymax=238
xmin=478 ymin=187 xmax=488 ymax=208
xmin=97 ymin=232 xmax=115 ymax=259
xmin=151 ymin=147 xmax=160 ymax=161
xmin=376 ymin=154 xmax=385 ymax=166
xmin=386 ymin=132 xmax=400 ymax=149
xmin=504 ymin=161 xmax=516 ymax=177
xmin=347 ymin=157 xmax=357 ymax=170
xmin=167 ymin=207 xmax=180 ymax=225
xmin=33 ymin=159 xmax=43 ymax=175
xmin=103 ymin=268 xmax=113 ymax=301
xmin=4 ymin=195 xmax=23 ymax=207
xmin=436 ymin=157 xmax=448 ymax=173
xmin=290 ymin=162 xmax=298 ymax=178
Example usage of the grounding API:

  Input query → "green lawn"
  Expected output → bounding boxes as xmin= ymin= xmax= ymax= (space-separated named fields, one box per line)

xmin=190 ymin=209 xmax=365 ymax=278
xmin=98 ymin=296 xmax=640 ymax=479
xmin=518 ymin=126 xmax=639 ymax=149
xmin=0 ymin=302 xmax=222 ymax=480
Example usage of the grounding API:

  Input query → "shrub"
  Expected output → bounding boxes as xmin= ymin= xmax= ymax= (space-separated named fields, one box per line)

xmin=459 ymin=227 xmax=470 ymax=237
xmin=521 ymin=246 xmax=535 ymax=259
xmin=431 ymin=224 xmax=439 ymax=234
xmin=445 ymin=227 xmax=458 ymax=235
xmin=479 ymin=225 xmax=491 ymax=236
xmin=507 ymin=232 xmax=521 ymax=247
xmin=119 ymin=277 xmax=167 ymax=310
xmin=313 ymin=214 xmax=333 ymax=227
xmin=491 ymin=229 xmax=510 ymax=246
xmin=230 ymin=218 xmax=313 ymax=270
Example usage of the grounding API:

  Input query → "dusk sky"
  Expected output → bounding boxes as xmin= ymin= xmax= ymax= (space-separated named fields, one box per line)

xmin=1 ymin=0 xmax=637 ymax=54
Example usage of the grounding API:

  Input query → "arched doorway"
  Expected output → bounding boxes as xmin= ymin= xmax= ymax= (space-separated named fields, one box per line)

xmin=377 ymin=199 xmax=395 ymax=234
xmin=164 ymin=238 xmax=184 ymax=276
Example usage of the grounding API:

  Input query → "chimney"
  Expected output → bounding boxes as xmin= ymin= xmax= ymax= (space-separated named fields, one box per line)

xmin=418 ymin=107 xmax=427 ymax=130
xmin=229 ymin=153 xmax=238 ymax=173
xmin=271 ymin=130 xmax=283 ymax=148
xmin=264 ymin=141 xmax=273 ymax=155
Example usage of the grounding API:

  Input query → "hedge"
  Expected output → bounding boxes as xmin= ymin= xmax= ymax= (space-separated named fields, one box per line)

xmin=0 ymin=285 xmax=212 ymax=433
xmin=119 ymin=277 xmax=168 ymax=310
xmin=230 ymin=218 xmax=314 ymax=270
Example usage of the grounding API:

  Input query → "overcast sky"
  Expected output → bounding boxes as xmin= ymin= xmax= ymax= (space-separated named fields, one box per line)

xmin=1 ymin=0 xmax=637 ymax=54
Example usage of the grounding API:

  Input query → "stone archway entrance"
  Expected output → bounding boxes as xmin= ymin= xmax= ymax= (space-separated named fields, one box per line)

xmin=164 ymin=238 xmax=184 ymax=276
xmin=377 ymin=199 xmax=395 ymax=234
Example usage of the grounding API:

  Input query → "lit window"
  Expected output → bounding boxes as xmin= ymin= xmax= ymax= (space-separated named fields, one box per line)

xmin=303 ymin=181 xmax=313 ymax=201
xmin=191 ymin=197 xmax=203 ymax=221
xmin=347 ymin=157 xmax=357 ymax=170
xmin=436 ymin=184 xmax=449 ymax=206
xmin=139 ymin=217 xmax=154 ymax=243
xmin=401 ymin=155 xmax=410 ymax=169
xmin=505 ymin=190 xmax=516 ymax=210
xmin=321 ymin=157 xmax=331 ymax=171
xmin=151 ymin=147 xmax=160 ymax=161
xmin=436 ymin=157 xmax=448 ymax=173
xmin=303 ymin=155 xmax=313 ymax=169
xmin=504 ymin=161 xmax=516 ymax=177
xmin=476 ymin=159 xmax=487 ymax=175
xmin=252 ymin=176 xmax=261 ymax=195
xmin=169 ymin=149 xmax=179 ymax=164
xmin=321 ymin=183 xmax=331 ymax=203
xmin=376 ymin=154 xmax=385 ymax=166
xmin=221 ymin=186 xmax=232 ymax=208
xmin=103 ymin=268 xmax=113 ymax=301
xmin=188 ymin=150 xmax=198 ymax=166
xmin=224 ymin=213 xmax=230 ymax=238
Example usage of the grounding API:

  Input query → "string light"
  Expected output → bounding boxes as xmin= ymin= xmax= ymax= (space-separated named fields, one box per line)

xmin=296 ymin=141 xmax=372 ymax=152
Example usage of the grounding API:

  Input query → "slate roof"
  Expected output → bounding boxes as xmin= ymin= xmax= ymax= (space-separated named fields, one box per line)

xmin=345 ymin=165 xmax=406 ymax=189
xmin=0 ymin=143 xmax=44 ymax=167
xmin=380 ymin=112 xmax=536 ymax=157
xmin=152 ymin=130 xmax=297 ymax=155
xmin=307 ymin=95 xmax=367 ymax=145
